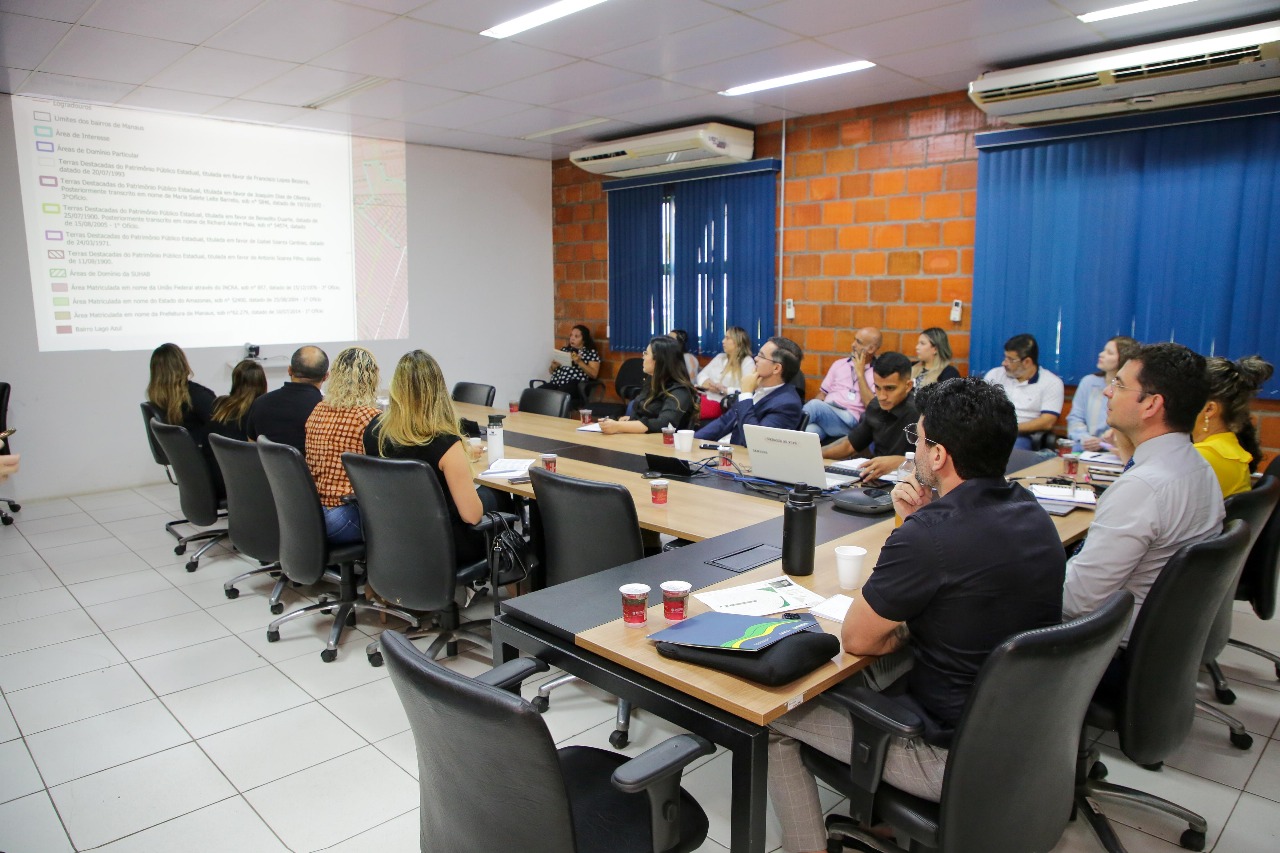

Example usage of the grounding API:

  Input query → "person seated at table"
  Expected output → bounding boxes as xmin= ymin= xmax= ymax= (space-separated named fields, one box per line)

xmin=1193 ymin=354 xmax=1274 ymax=498
xmin=695 ymin=325 xmax=756 ymax=421
xmin=768 ymin=378 xmax=1066 ymax=853
xmin=147 ymin=342 xmax=217 ymax=450
xmin=695 ymin=336 xmax=805 ymax=445
xmin=911 ymin=327 xmax=961 ymax=388
xmin=246 ymin=345 xmax=328 ymax=453
xmin=305 ymin=347 xmax=381 ymax=545
xmin=209 ymin=359 xmax=268 ymax=443
xmin=983 ymin=333 xmax=1064 ymax=450
xmin=821 ymin=352 xmax=920 ymax=481
xmin=669 ymin=329 xmax=701 ymax=384
xmin=543 ymin=325 xmax=600 ymax=402
xmin=1067 ymin=336 xmax=1139 ymax=451
xmin=0 ymin=437 xmax=18 ymax=484
xmin=802 ymin=326 xmax=881 ymax=443
xmin=599 ymin=335 xmax=697 ymax=434
xmin=365 ymin=350 xmax=498 ymax=562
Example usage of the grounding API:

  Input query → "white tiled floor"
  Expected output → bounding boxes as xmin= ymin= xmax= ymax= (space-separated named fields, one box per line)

xmin=2 ymin=484 xmax=1280 ymax=851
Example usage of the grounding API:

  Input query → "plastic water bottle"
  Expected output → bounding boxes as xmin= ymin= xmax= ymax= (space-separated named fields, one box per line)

xmin=782 ymin=485 xmax=816 ymax=576
xmin=893 ymin=452 xmax=916 ymax=528
xmin=486 ymin=414 xmax=506 ymax=466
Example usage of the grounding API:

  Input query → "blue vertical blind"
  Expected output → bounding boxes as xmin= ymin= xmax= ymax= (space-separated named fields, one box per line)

xmin=607 ymin=165 xmax=777 ymax=354
xmin=972 ymin=111 xmax=1280 ymax=398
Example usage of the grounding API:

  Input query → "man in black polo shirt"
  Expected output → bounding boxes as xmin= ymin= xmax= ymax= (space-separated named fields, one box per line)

xmin=245 ymin=345 xmax=328 ymax=452
xmin=768 ymin=378 xmax=1066 ymax=853
xmin=820 ymin=351 xmax=919 ymax=481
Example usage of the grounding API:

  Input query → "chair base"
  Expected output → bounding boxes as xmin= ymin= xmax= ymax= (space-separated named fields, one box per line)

xmin=223 ymin=563 xmax=287 ymax=613
xmin=267 ymin=562 xmax=414 ymax=662
xmin=823 ymin=816 xmax=909 ymax=853
xmin=1076 ymin=749 xmax=1207 ymax=853
xmin=534 ymin=673 xmax=633 ymax=748
xmin=1195 ymin=699 xmax=1253 ymax=749
xmin=1227 ymin=638 xmax=1280 ymax=679
xmin=172 ymin=528 xmax=229 ymax=572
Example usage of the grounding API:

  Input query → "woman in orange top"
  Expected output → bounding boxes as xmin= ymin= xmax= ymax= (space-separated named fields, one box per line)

xmin=305 ymin=347 xmax=381 ymax=543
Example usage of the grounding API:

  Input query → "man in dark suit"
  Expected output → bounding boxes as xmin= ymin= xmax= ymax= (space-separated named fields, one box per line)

xmin=696 ymin=336 xmax=804 ymax=445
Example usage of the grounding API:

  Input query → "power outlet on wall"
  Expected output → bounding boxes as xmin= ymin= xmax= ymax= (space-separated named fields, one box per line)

xmin=785 ymin=298 xmax=795 ymax=320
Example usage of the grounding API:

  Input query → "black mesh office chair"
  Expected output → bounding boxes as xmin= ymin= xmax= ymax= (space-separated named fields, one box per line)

xmin=1198 ymin=474 xmax=1279 ymax=749
xmin=583 ymin=357 xmax=646 ymax=420
xmin=343 ymin=454 xmax=522 ymax=666
xmin=529 ymin=467 xmax=643 ymax=748
xmin=519 ymin=386 xmax=573 ymax=418
xmin=1077 ymin=519 xmax=1252 ymax=853
xmin=451 ymin=381 xmax=496 ymax=407
xmin=804 ymin=591 xmax=1132 ymax=853
xmin=380 ymin=630 xmax=714 ymax=853
xmin=0 ymin=382 xmax=19 ymax=525
xmin=149 ymin=420 xmax=229 ymax=572
xmin=257 ymin=437 xmax=378 ymax=662
xmin=209 ymin=434 xmax=287 ymax=612
xmin=1224 ymin=455 xmax=1280 ymax=680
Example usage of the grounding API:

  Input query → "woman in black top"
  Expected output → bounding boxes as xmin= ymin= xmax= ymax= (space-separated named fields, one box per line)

xmin=544 ymin=324 xmax=601 ymax=396
xmin=146 ymin=342 xmax=217 ymax=448
xmin=209 ymin=359 xmax=268 ymax=442
xmin=364 ymin=350 xmax=493 ymax=562
xmin=600 ymin=335 xmax=697 ymax=434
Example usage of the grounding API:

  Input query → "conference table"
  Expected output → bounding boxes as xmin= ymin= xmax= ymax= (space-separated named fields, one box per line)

xmin=461 ymin=402 xmax=1095 ymax=853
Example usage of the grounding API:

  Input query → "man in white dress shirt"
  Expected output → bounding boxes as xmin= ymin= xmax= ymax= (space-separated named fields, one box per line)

xmin=1062 ymin=342 xmax=1224 ymax=642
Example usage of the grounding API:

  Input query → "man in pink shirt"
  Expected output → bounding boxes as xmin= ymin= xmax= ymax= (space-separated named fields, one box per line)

xmin=803 ymin=327 xmax=881 ymax=442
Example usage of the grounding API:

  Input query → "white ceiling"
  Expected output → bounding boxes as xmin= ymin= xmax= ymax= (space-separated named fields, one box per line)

xmin=2 ymin=0 xmax=1277 ymax=159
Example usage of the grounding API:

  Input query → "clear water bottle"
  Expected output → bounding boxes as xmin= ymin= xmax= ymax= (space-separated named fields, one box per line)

xmin=782 ymin=484 xmax=816 ymax=576
xmin=893 ymin=452 xmax=916 ymax=528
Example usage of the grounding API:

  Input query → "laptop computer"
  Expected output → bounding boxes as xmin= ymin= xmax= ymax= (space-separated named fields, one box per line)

xmin=743 ymin=424 xmax=858 ymax=489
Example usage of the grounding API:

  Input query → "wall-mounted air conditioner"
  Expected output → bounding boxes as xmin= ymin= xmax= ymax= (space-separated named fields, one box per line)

xmin=570 ymin=122 xmax=754 ymax=177
xmin=969 ymin=21 xmax=1280 ymax=126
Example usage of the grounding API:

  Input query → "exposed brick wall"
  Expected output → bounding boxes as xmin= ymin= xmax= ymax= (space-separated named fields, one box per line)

xmin=549 ymin=90 xmax=1279 ymax=468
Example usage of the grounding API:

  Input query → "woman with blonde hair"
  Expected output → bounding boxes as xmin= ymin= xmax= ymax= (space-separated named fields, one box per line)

xmin=696 ymin=325 xmax=756 ymax=419
xmin=209 ymin=359 xmax=268 ymax=442
xmin=1194 ymin=354 xmax=1274 ymax=497
xmin=364 ymin=350 xmax=495 ymax=561
xmin=146 ymin=342 xmax=217 ymax=447
xmin=305 ymin=346 xmax=380 ymax=544
xmin=1068 ymin=335 xmax=1140 ymax=451
xmin=911 ymin=328 xmax=961 ymax=389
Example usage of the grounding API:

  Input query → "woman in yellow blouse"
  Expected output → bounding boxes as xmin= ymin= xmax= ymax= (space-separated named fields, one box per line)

xmin=1194 ymin=355 xmax=1273 ymax=497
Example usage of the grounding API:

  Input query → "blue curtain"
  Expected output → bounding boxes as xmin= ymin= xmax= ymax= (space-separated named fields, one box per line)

xmin=973 ymin=112 xmax=1280 ymax=398
xmin=608 ymin=170 xmax=776 ymax=354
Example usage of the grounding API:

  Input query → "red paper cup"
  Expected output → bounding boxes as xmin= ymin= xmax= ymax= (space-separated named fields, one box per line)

xmin=508 ymin=400 xmax=519 ymax=413
xmin=718 ymin=446 xmax=734 ymax=469
xmin=541 ymin=453 xmax=557 ymax=473
xmin=580 ymin=409 xmax=593 ymax=425
xmin=1064 ymin=457 xmax=1079 ymax=477
xmin=661 ymin=581 xmax=692 ymax=622
xmin=662 ymin=427 xmax=676 ymax=445
xmin=650 ymin=478 xmax=669 ymax=505
xmin=620 ymin=583 xmax=650 ymax=627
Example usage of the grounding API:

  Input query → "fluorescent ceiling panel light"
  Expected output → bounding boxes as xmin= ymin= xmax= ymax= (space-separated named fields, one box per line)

xmin=522 ymin=117 xmax=608 ymax=140
xmin=719 ymin=60 xmax=875 ymax=96
xmin=1078 ymin=0 xmax=1199 ymax=24
xmin=303 ymin=76 xmax=387 ymax=109
xmin=481 ymin=0 xmax=610 ymax=39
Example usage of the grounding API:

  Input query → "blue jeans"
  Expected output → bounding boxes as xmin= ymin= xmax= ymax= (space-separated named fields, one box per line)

xmin=324 ymin=503 xmax=363 ymax=545
xmin=802 ymin=399 xmax=859 ymax=442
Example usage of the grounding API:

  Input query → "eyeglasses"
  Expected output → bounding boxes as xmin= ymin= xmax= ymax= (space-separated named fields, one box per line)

xmin=903 ymin=424 xmax=941 ymax=449
xmin=1108 ymin=376 xmax=1148 ymax=399
xmin=1001 ymin=354 xmax=1026 ymax=365
xmin=754 ymin=351 xmax=781 ymax=365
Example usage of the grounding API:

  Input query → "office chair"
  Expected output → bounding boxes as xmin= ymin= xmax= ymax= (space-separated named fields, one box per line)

xmin=140 ymin=401 xmax=179 ymax=486
xmin=582 ymin=356 xmax=646 ymax=420
xmin=1077 ymin=519 xmax=1252 ymax=853
xmin=148 ymin=420 xmax=229 ymax=572
xmin=257 ymin=437 xmax=383 ymax=662
xmin=1224 ymin=455 xmax=1280 ymax=680
xmin=451 ymin=381 xmax=496 ymax=407
xmin=789 ymin=369 xmax=807 ymax=402
xmin=343 ymin=454 xmax=523 ymax=666
xmin=529 ymin=467 xmax=642 ymax=748
xmin=380 ymin=630 xmax=713 ymax=853
xmin=519 ymin=386 xmax=573 ymax=418
xmin=208 ymin=435 xmax=288 ymax=612
xmin=1198 ymin=474 xmax=1279 ymax=749
xmin=804 ymin=590 xmax=1132 ymax=853
xmin=0 ymin=382 xmax=19 ymax=525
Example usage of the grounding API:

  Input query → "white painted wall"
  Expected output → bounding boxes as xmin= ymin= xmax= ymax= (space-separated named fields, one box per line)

xmin=0 ymin=97 xmax=553 ymax=501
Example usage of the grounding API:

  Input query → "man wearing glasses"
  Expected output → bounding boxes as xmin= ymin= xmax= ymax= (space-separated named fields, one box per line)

xmin=983 ymin=333 xmax=1064 ymax=449
xmin=1063 ymin=342 xmax=1223 ymax=642
xmin=820 ymin=351 xmax=919 ymax=481
xmin=768 ymin=378 xmax=1066 ymax=853
xmin=695 ymin=336 xmax=804 ymax=446
xmin=802 ymin=326 xmax=882 ymax=443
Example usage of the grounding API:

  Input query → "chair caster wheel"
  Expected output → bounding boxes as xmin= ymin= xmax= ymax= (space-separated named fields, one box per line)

xmin=608 ymin=730 xmax=628 ymax=749
xmin=1179 ymin=828 xmax=1205 ymax=851
xmin=1214 ymin=686 xmax=1236 ymax=705
xmin=270 ymin=602 xmax=284 ymax=615
xmin=1141 ymin=761 xmax=1163 ymax=771
xmin=185 ymin=560 xmax=198 ymax=572
xmin=368 ymin=652 xmax=384 ymax=667
xmin=174 ymin=544 xmax=186 ymax=555
xmin=224 ymin=587 xmax=239 ymax=599
xmin=321 ymin=648 xmax=337 ymax=663
xmin=1274 ymin=663 xmax=1280 ymax=680
xmin=1230 ymin=731 xmax=1253 ymax=750
xmin=8 ymin=503 xmax=19 ymax=512
xmin=531 ymin=696 xmax=549 ymax=713
xmin=1089 ymin=761 xmax=1108 ymax=780
xmin=346 ymin=611 xmax=357 ymax=627
xmin=266 ymin=629 xmax=280 ymax=643
xmin=1 ymin=515 xmax=12 ymax=526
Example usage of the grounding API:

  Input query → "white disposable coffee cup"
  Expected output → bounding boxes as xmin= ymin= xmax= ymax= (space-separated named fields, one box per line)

xmin=834 ymin=545 xmax=870 ymax=590
xmin=674 ymin=429 xmax=695 ymax=452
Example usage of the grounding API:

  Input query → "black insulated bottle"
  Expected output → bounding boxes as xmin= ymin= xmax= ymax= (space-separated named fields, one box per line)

xmin=782 ymin=485 xmax=816 ymax=576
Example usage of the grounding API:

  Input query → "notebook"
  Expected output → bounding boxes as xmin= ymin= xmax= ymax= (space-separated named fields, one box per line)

xmin=743 ymin=424 xmax=857 ymax=489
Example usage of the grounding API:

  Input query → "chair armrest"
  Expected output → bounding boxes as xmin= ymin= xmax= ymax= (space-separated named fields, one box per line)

xmin=340 ymin=493 xmax=358 ymax=505
xmin=820 ymin=685 xmax=924 ymax=739
xmin=612 ymin=734 xmax=715 ymax=853
xmin=470 ymin=512 xmax=520 ymax=534
xmin=816 ymin=686 xmax=923 ymax=825
xmin=474 ymin=657 xmax=549 ymax=692
xmin=529 ymin=379 xmax=547 ymax=389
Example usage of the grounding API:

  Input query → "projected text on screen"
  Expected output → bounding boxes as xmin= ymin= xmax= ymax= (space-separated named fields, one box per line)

xmin=12 ymin=96 xmax=408 ymax=352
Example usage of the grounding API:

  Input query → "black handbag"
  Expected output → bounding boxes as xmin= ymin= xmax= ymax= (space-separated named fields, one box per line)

xmin=485 ymin=511 xmax=533 ymax=587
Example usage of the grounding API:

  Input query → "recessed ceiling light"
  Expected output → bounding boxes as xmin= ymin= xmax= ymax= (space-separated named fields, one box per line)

xmin=522 ymin=117 xmax=609 ymax=140
xmin=1078 ymin=0 xmax=1199 ymax=24
xmin=481 ymin=0 xmax=610 ymax=39
xmin=719 ymin=61 xmax=876 ymax=97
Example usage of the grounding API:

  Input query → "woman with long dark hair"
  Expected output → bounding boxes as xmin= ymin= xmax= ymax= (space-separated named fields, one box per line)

xmin=209 ymin=359 xmax=268 ymax=442
xmin=146 ymin=342 xmax=217 ymax=447
xmin=599 ymin=335 xmax=697 ymax=434
xmin=544 ymin=325 xmax=600 ymax=397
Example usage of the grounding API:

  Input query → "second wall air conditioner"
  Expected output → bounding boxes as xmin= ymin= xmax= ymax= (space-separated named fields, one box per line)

xmin=969 ymin=21 xmax=1280 ymax=126
xmin=570 ymin=123 xmax=754 ymax=177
